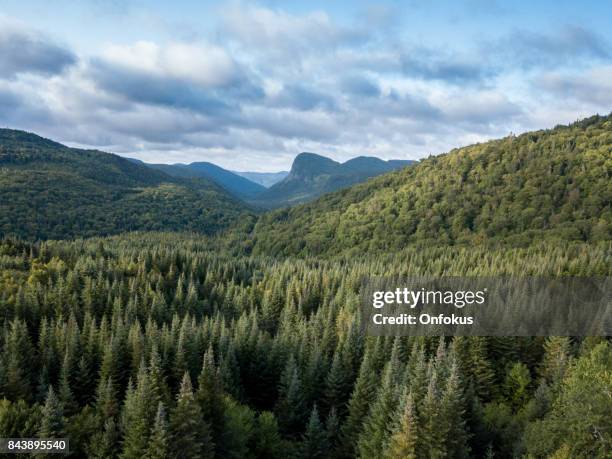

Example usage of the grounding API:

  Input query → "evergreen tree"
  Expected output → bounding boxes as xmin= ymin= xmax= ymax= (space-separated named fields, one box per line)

xmin=120 ymin=362 xmax=155 ymax=459
xmin=301 ymin=405 xmax=328 ymax=459
xmin=146 ymin=402 xmax=170 ymax=459
xmin=196 ymin=345 xmax=226 ymax=453
xmin=170 ymin=372 xmax=214 ymax=459
xmin=385 ymin=391 xmax=418 ymax=459
xmin=539 ymin=336 xmax=572 ymax=386
xmin=276 ymin=355 xmax=307 ymax=437
xmin=38 ymin=386 xmax=64 ymax=437
xmin=254 ymin=411 xmax=285 ymax=459
xmin=357 ymin=358 xmax=401 ymax=459
xmin=340 ymin=350 xmax=377 ymax=457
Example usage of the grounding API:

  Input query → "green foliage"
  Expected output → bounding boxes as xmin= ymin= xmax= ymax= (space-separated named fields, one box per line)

xmin=250 ymin=115 xmax=612 ymax=256
xmin=301 ymin=405 xmax=328 ymax=459
xmin=169 ymin=372 xmax=214 ymax=459
xmin=0 ymin=129 xmax=251 ymax=240
xmin=524 ymin=343 xmax=612 ymax=458
xmin=250 ymin=152 xmax=414 ymax=208
xmin=0 ymin=115 xmax=607 ymax=459
xmin=38 ymin=386 xmax=64 ymax=437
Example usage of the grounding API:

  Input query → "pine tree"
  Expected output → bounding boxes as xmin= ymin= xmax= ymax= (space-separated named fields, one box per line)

xmin=468 ymin=337 xmax=496 ymax=401
xmin=254 ymin=411 xmax=285 ymax=459
xmin=170 ymin=372 xmax=214 ymax=459
xmin=539 ymin=336 xmax=572 ymax=386
xmin=89 ymin=418 xmax=120 ymax=459
xmin=4 ymin=320 xmax=35 ymax=401
xmin=149 ymin=345 xmax=171 ymax=409
xmin=120 ymin=361 xmax=156 ymax=459
xmin=196 ymin=346 xmax=225 ymax=453
xmin=357 ymin=358 xmax=401 ymax=459
xmin=146 ymin=402 xmax=170 ymax=459
xmin=276 ymin=355 xmax=307 ymax=437
xmin=419 ymin=368 xmax=446 ymax=458
xmin=39 ymin=386 xmax=64 ymax=437
xmin=325 ymin=406 xmax=340 ymax=457
xmin=385 ymin=391 xmax=418 ymax=459
xmin=340 ymin=350 xmax=377 ymax=457
xmin=440 ymin=360 xmax=469 ymax=458
xmin=301 ymin=405 xmax=328 ymax=459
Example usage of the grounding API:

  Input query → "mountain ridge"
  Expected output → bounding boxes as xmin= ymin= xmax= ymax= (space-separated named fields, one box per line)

xmin=146 ymin=161 xmax=266 ymax=200
xmin=248 ymin=114 xmax=612 ymax=256
xmin=0 ymin=129 xmax=251 ymax=240
xmin=249 ymin=152 xmax=415 ymax=208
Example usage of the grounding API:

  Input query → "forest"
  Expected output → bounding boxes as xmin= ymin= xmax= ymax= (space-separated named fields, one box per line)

xmin=0 ymin=116 xmax=610 ymax=458
xmin=0 ymin=234 xmax=609 ymax=458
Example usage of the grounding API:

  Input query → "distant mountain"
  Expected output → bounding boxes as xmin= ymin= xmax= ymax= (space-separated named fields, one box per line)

xmin=249 ymin=152 xmax=415 ymax=208
xmin=250 ymin=115 xmax=612 ymax=257
xmin=0 ymin=129 xmax=251 ymax=240
xmin=145 ymin=162 xmax=266 ymax=200
xmin=233 ymin=170 xmax=289 ymax=188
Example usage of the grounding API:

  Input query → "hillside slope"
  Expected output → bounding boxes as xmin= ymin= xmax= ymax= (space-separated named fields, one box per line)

xmin=250 ymin=115 xmax=611 ymax=256
xmin=148 ymin=161 xmax=266 ymax=200
xmin=250 ymin=152 xmax=415 ymax=208
xmin=0 ymin=129 xmax=251 ymax=240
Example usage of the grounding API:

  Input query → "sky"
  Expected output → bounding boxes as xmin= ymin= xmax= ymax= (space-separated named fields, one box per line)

xmin=0 ymin=0 xmax=611 ymax=171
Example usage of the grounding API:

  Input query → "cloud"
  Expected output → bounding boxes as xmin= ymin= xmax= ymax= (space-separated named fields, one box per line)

xmin=493 ymin=25 xmax=610 ymax=69
xmin=219 ymin=3 xmax=367 ymax=63
xmin=536 ymin=66 xmax=612 ymax=106
xmin=400 ymin=49 xmax=491 ymax=83
xmin=269 ymin=84 xmax=338 ymax=111
xmin=100 ymin=41 xmax=239 ymax=87
xmin=88 ymin=41 xmax=264 ymax=114
xmin=340 ymin=76 xmax=380 ymax=97
xmin=1 ymin=6 xmax=611 ymax=171
xmin=0 ymin=20 xmax=76 ymax=79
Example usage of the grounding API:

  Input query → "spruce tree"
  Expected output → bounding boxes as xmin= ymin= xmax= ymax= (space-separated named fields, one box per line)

xmin=340 ymin=350 xmax=377 ymax=457
xmin=146 ymin=402 xmax=170 ymax=459
xmin=196 ymin=345 xmax=225 ymax=453
xmin=276 ymin=355 xmax=307 ymax=437
xmin=39 ymin=386 xmax=64 ymax=438
xmin=301 ymin=405 xmax=328 ymax=459
xmin=385 ymin=391 xmax=418 ymax=459
xmin=254 ymin=411 xmax=285 ymax=459
xmin=356 ymin=358 xmax=401 ymax=459
xmin=170 ymin=372 xmax=214 ymax=459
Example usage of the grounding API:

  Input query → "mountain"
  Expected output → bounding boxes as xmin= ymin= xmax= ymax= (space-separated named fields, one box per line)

xmin=250 ymin=115 xmax=611 ymax=257
xmin=250 ymin=152 xmax=415 ymax=208
xmin=0 ymin=129 xmax=251 ymax=240
xmin=233 ymin=170 xmax=289 ymax=188
xmin=145 ymin=161 xmax=266 ymax=200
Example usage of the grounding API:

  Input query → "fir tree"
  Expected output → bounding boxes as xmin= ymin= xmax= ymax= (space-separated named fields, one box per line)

xmin=170 ymin=372 xmax=214 ymax=459
xmin=39 ymin=386 xmax=64 ymax=437
xmin=301 ymin=405 xmax=328 ymax=459
xmin=146 ymin=402 xmax=170 ymax=459
xmin=385 ymin=391 xmax=418 ymax=459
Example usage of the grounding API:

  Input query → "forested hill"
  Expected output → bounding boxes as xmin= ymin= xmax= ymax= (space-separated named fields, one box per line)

xmin=250 ymin=115 xmax=612 ymax=257
xmin=0 ymin=129 xmax=251 ymax=240
xmin=145 ymin=161 xmax=267 ymax=200
xmin=249 ymin=153 xmax=415 ymax=208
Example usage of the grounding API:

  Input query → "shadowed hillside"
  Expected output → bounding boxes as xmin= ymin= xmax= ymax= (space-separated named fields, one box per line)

xmin=0 ymin=129 xmax=251 ymax=240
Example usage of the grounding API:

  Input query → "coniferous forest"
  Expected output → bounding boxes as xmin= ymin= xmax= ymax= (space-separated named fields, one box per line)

xmin=0 ymin=117 xmax=611 ymax=458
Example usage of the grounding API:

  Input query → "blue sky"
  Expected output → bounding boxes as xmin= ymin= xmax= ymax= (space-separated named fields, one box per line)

xmin=1 ymin=0 xmax=611 ymax=171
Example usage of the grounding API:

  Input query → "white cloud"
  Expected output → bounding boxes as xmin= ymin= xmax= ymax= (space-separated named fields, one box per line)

xmin=100 ymin=40 xmax=239 ymax=87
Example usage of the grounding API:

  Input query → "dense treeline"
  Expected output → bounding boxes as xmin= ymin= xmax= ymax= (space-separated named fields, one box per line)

xmin=251 ymin=115 xmax=611 ymax=257
xmin=0 ymin=129 xmax=251 ymax=240
xmin=0 ymin=234 xmax=610 ymax=457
